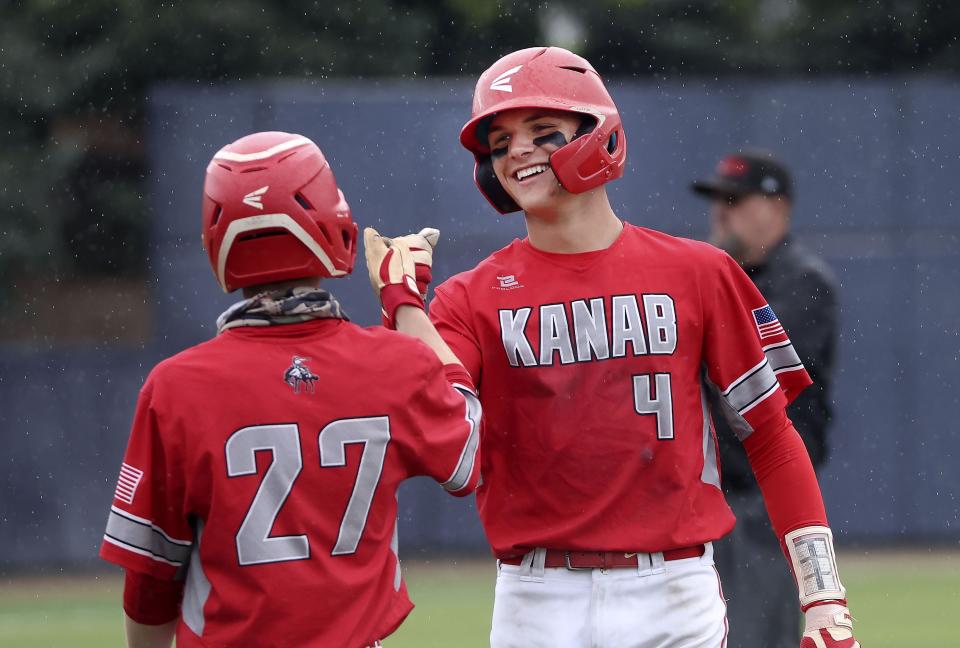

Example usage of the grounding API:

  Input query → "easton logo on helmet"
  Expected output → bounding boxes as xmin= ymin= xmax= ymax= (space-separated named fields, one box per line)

xmin=461 ymin=48 xmax=626 ymax=214
xmin=202 ymin=131 xmax=359 ymax=292
xmin=490 ymin=65 xmax=522 ymax=92
xmin=242 ymin=186 xmax=269 ymax=209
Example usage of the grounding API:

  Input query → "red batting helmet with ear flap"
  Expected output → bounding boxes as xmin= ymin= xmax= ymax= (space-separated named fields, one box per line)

xmin=460 ymin=46 xmax=627 ymax=214
xmin=201 ymin=131 xmax=358 ymax=292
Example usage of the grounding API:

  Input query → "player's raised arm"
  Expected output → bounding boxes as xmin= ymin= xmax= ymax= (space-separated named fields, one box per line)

xmin=363 ymin=224 xmax=482 ymax=496
xmin=363 ymin=226 xmax=464 ymax=369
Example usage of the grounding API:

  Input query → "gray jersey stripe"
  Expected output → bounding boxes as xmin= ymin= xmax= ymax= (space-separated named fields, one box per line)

xmin=182 ymin=519 xmax=211 ymax=637
xmin=722 ymin=359 xmax=779 ymax=413
xmin=442 ymin=385 xmax=482 ymax=492
xmin=763 ymin=340 xmax=804 ymax=373
xmin=699 ymin=384 xmax=720 ymax=488
xmin=721 ymin=358 xmax=767 ymax=397
xmin=737 ymin=380 xmax=780 ymax=415
xmin=391 ymin=523 xmax=402 ymax=592
xmin=101 ymin=535 xmax=183 ymax=567
xmin=105 ymin=509 xmax=193 ymax=565
xmin=703 ymin=370 xmax=755 ymax=441
xmin=110 ymin=506 xmax=192 ymax=545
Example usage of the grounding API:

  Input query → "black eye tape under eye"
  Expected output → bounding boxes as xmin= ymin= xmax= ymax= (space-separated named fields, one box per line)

xmin=491 ymin=146 xmax=507 ymax=159
xmin=533 ymin=131 xmax=569 ymax=148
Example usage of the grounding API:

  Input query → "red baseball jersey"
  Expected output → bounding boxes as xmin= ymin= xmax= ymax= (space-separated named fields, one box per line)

xmin=100 ymin=319 xmax=480 ymax=648
xmin=430 ymin=223 xmax=809 ymax=559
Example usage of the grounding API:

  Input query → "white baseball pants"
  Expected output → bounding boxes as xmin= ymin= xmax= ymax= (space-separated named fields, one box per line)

xmin=490 ymin=543 xmax=727 ymax=648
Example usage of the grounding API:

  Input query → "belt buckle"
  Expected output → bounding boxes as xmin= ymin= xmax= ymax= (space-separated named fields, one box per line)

xmin=564 ymin=552 xmax=592 ymax=571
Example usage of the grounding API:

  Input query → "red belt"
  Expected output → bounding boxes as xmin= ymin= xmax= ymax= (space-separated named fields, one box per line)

xmin=500 ymin=545 xmax=705 ymax=570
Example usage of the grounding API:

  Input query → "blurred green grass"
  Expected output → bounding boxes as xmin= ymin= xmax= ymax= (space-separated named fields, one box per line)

xmin=1 ymin=549 xmax=956 ymax=647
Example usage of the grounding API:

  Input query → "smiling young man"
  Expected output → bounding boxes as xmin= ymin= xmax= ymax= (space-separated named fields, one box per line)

xmin=376 ymin=47 xmax=860 ymax=648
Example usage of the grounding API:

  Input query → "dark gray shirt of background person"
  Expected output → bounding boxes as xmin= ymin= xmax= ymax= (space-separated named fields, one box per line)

xmin=712 ymin=234 xmax=838 ymax=490
xmin=709 ymin=233 xmax=838 ymax=648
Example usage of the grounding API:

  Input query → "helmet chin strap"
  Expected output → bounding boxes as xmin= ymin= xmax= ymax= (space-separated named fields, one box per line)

xmin=476 ymin=157 xmax=521 ymax=213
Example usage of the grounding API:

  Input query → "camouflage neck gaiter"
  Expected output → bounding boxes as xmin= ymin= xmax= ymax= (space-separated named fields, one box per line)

xmin=216 ymin=287 xmax=348 ymax=334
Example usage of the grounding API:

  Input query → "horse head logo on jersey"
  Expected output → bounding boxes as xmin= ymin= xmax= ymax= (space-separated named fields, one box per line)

xmin=283 ymin=356 xmax=319 ymax=394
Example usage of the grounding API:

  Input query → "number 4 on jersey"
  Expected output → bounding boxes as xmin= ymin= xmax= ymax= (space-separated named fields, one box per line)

xmin=225 ymin=417 xmax=390 ymax=566
xmin=633 ymin=373 xmax=674 ymax=440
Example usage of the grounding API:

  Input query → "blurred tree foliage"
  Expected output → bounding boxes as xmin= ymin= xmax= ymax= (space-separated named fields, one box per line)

xmin=0 ymin=0 xmax=956 ymax=293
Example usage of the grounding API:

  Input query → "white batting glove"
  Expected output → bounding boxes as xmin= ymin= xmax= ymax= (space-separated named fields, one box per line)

xmin=390 ymin=227 xmax=439 ymax=301
xmin=363 ymin=227 xmax=424 ymax=328
xmin=801 ymin=602 xmax=860 ymax=648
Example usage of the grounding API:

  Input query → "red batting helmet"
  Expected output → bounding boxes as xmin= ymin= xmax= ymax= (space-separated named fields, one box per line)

xmin=201 ymin=131 xmax=358 ymax=292
xmin=460 ymin=46 xmax=627 ymax=214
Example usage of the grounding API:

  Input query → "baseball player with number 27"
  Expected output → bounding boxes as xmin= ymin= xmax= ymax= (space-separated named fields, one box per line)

xmin=99 ymin=132 xmax=480 ymax=648
xmin=370 ymin=47 xmax=861 ymax=648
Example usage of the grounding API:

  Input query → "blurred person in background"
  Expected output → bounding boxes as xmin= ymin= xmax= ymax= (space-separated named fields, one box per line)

xmin=692 ymin=150 xmax=839 ymax=648
xmin=99 ymin=131 xmax=480 ymax=648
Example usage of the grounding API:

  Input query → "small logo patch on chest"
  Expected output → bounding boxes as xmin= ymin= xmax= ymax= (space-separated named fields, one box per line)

xmin=495 ymin=274 xmax=523 ymax=290
xmin=283 ymin=356 xmax=319 ymax=394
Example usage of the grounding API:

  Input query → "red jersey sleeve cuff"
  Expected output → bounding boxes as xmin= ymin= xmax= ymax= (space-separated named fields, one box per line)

xmin=443 ymin=364 xmax=476 ymax=393
xmin=123 ymin=569 xmax=184 ymax=625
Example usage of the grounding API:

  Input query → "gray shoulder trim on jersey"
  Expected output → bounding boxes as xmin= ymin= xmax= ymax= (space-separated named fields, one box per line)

xmin=103 ymin=506 xmax=193 ymax=567
xmin=442 ymin=385 xmax=482 ymax=493
xmin=182 ymin=518 xmax=211 ymax=637
xmin=703 ymin=370 xmax=755 ymax=441
xmin=763 ymin=340 xmax=804 ymax=375
xmin=699 ymin=384 xmax=721 ymax=488
xmin=721 ymin=357 xmax=779 ymax=415
xmin=390 ymin=524 xmax=402 ymax=592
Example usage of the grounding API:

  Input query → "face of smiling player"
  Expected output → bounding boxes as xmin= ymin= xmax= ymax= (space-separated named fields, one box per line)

xmin=487 ymin=108 xmax=584 ymax=215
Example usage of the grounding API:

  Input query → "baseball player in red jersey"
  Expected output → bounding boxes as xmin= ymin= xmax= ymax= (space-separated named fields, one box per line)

xmin=383 ymin=47 xmax=861 ymax=647
xmin=99 ymin=131 xmax=481 ymax=648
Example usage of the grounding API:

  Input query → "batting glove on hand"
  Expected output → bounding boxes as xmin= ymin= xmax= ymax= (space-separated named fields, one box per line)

xmin=389 ymin=227 xmax=439 ymax=301
xmin=800 ymin=603 xmax=860 ymax=648
xmin=364 ymin=227 xmax=424 ymax=329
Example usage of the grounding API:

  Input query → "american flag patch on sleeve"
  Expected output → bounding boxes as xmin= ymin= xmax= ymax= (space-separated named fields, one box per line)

xmin=114 ymin=463 xmax=144 ymax=504
xmin=752 ymin=305 xmax=785 ymax=340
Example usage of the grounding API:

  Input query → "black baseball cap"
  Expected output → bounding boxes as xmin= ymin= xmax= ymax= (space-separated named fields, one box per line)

xmin=691 ymin=150 xmax=793 ymax=200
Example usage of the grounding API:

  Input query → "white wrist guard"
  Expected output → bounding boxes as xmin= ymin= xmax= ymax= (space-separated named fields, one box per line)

xmin=784 ymin=525 xmax=846 ymax=608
